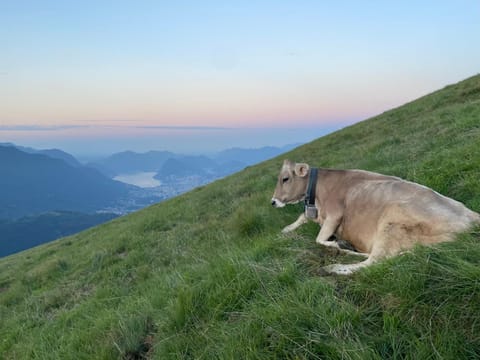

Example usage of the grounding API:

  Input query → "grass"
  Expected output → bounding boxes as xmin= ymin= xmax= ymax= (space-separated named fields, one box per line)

xmin=1 ymin=74 xmax=480 ymax=359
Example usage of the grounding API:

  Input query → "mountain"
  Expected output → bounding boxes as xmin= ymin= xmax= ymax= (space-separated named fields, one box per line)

xmin=0 ymin=142 xmax=82 ymax=167
xmin=153 ymin=146 xmax=301 ymax=180
xmin=0 ymin=211 xmax=118 ymax=258
xmin=88 ymin=150 xmax=177 ymax=177
xmin=1 ymin=74 xmax=480 ymax=358
xmin=0 ymin=146 xmax=132 ymax=219
xmin=155 ymin=155 xmax=217 ymax=179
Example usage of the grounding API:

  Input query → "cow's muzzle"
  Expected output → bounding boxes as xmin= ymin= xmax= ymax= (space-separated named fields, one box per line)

xmin=271 ymin=198 xmax=286 ymax=208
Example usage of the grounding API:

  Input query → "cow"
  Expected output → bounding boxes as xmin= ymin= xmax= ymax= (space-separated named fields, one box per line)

xmin=271 ymin=160 xmax=480 ymax=275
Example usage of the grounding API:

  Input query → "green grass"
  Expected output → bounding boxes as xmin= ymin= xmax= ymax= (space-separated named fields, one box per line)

xmin=1 ymin=74 xmax=480 ymax=359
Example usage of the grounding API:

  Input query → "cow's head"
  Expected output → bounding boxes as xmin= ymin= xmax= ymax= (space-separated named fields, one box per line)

xmin=271 ymin=160 xmax=310 ymax=208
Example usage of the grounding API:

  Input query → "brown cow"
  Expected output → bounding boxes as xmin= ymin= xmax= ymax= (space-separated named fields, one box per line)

xmin=271 ymin=160 xmax=480 ymax=275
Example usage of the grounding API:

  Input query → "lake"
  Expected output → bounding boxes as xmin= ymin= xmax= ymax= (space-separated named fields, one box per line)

xmin=114 ymin=172 xmax=161 ymax=188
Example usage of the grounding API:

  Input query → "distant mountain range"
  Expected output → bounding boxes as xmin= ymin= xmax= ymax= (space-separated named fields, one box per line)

xmin=90 ymin=144 xmax=299 ymax=180
xmin=0 ymin=142 xmax=300 ymax=219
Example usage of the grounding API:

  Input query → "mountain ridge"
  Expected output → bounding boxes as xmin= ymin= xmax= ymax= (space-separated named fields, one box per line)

xmin=0 ymin=142 xmax=82 ymax=167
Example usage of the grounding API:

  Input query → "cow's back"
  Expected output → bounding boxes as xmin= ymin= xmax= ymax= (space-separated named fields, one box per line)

xmin=338 ymin=178 xmax=479 ymax=253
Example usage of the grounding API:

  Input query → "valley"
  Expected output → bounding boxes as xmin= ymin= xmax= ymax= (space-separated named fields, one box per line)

xmin=0 ymin=143 xmax=296 ymax=257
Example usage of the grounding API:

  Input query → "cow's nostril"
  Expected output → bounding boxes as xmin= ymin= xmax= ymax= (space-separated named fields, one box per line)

xmin=271 ymin=200 xmax=276 ymax=206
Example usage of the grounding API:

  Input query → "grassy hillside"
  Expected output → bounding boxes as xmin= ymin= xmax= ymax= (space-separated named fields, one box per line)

xmin=1 ymin=74 xmax=480 ymax=359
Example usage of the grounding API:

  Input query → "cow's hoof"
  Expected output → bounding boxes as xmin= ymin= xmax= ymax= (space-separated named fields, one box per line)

xmin=281 ymin=226 xmax=293 ymax=234
xmin=322 ymin=263 xmax=353 ymax=275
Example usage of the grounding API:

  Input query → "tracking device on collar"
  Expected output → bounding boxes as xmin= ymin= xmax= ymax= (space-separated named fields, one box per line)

xmin=305 ymin=205 xmax=318 ymax=219
xmin=305 ymin=168 xmax=318 ymax=219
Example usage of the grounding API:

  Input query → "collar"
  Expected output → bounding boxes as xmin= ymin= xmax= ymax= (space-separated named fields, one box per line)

xmin=305 ymin=168 xmax=318 ymax=207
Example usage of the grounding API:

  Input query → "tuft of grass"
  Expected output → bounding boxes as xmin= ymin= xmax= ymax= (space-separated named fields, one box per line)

xmin=230 ymin=207 xmax=267 ymax=237
xmin=110 ymin=309 xmax=156 ymax=359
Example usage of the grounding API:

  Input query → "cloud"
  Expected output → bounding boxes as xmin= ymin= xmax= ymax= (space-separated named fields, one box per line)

xmin=0 ymin=124 xmax=230 ymax=132
xmin=0 ymin=125 xmax=89 ymax=131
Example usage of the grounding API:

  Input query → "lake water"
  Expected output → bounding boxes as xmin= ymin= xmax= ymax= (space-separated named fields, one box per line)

xmin=114 ymin=172 xmax=161 ymax=188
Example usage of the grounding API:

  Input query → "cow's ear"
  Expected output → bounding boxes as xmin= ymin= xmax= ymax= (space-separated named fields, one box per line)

xmin=294 ymin=163 xmax=309 ymax=177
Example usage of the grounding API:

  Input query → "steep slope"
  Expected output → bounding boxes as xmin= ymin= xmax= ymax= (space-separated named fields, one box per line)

xmin=1 ymin=74 xmax=479 ymax=359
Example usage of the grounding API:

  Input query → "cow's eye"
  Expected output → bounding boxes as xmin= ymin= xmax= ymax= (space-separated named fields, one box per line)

xmin=282 ymin=177 xmax=289 ymax=183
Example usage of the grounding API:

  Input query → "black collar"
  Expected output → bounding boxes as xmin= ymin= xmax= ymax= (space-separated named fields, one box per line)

xmin=305 ymin=168 xmax=318 ymax=207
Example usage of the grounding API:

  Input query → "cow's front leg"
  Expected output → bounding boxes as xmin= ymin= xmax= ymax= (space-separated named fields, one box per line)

xmin=282 ymin=213 xmax=307 ymax=233
xmin=315 ymin=217 xmax=341 ymax=247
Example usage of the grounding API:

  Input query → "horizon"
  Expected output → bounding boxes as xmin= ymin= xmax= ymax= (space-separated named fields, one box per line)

xmin=0 ymin=124 xmax=346 ymax=159
xmin=1 ymin=1 xmax=479 ymax=156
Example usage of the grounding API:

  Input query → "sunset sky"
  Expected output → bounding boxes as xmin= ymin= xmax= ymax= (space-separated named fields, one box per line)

xmin=1 ymin=1 xmax=479 ymax=157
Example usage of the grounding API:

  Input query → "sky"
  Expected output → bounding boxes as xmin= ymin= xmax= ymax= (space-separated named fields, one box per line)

xmin=1 ymin=0 xmax=479 ymax=158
